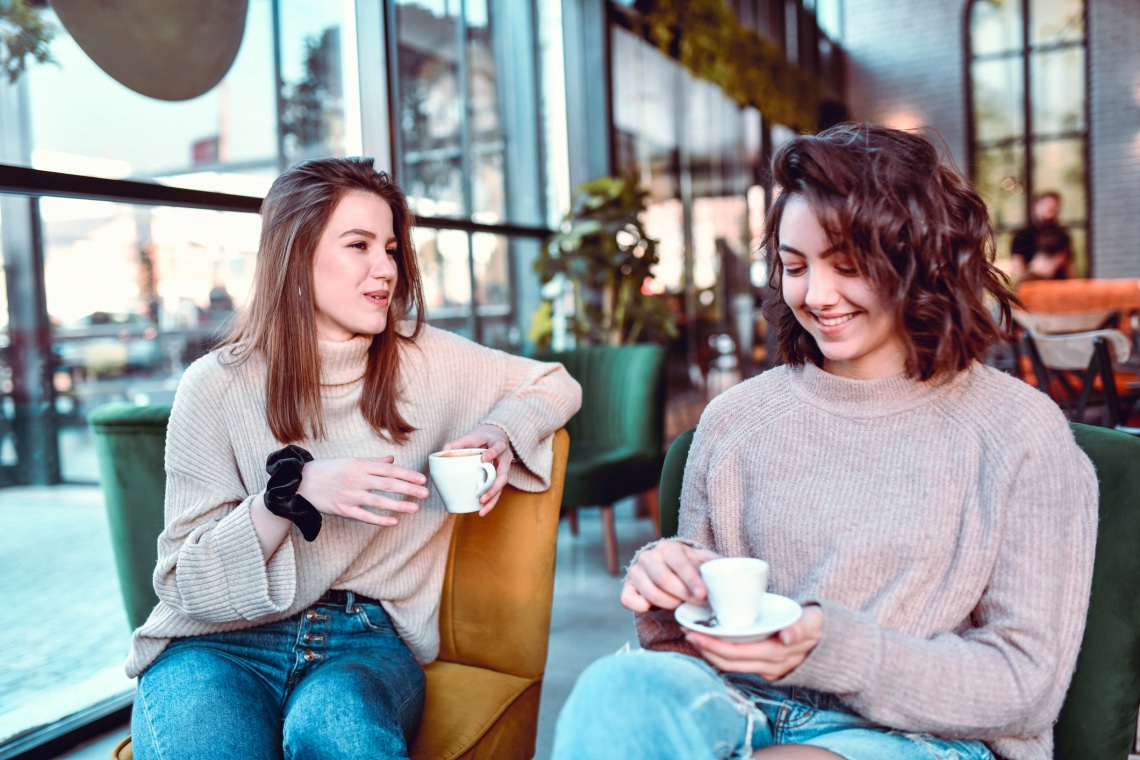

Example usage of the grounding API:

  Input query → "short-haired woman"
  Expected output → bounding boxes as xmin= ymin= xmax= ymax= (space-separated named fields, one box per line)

xmin=552 ymin=123 xmax=1097 ymax=760
xmin=127 ymin=157 xmax=581 ymax=759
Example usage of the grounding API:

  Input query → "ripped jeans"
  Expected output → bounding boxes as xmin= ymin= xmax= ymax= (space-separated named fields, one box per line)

xmin=551 ymin=650 xmax=994 ymax=760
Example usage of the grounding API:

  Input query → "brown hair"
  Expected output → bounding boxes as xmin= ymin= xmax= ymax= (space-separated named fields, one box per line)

xmin=221 ymin=157 xmax=426 ymax=443
xmin=761 ymin=122 xmax=1017 ymax=380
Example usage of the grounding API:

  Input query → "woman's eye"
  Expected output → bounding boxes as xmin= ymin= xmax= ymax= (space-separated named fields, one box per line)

xmin=350 ymin=241 xmax=367 ymax=250
xmin=835 ymin=266 xmax=858 ymax=276
xmin=783 ymin=264 xmax=806 ymax=277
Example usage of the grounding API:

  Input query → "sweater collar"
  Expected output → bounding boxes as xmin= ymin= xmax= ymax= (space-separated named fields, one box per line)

xmin=788 ymin=361 xmax=970 ymax=418
xmin=319 ymin=335 xmax=371 ymax=387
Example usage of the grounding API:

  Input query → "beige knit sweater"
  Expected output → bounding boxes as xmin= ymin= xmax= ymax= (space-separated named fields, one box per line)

xmin=125 ymin=324 xmax=581 ymax=678
xmin=636 ymin=362 xmax=1098 ymax=760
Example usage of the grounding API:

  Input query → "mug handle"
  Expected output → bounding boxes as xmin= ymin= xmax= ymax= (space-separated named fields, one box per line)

xmin=474 ymin=461 xmax=497 ymax=497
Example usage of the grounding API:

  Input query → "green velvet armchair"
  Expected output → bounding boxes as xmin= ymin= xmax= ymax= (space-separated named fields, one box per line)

xmin=659 ymin=423 xmax=1140 ymax=760
xmin=533 ymin=344 xmax=667 ymax=574
xmin=90 ymin=402 xmax=570 ymax=760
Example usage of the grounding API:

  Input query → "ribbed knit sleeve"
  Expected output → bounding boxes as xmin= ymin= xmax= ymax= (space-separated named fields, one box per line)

xmin=634 ymin=363 xmax=1097 ymax=760
xmin=155 ymin=356 xmax=298 ymax=623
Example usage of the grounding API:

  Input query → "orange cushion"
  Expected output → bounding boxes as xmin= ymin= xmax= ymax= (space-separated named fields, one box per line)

xmin=409 ymin=661 xmax=538 ymax=760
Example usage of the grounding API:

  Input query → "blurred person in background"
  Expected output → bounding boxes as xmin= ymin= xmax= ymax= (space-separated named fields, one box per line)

xmin=1010 ymin=190 xmax=1075 ymax=283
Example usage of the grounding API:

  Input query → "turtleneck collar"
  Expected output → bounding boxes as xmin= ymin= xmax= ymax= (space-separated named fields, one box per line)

xmin=787 ymin=361 xmax=972 ymax=418
xmin=318 ymin=335 xmax=371 ymax=387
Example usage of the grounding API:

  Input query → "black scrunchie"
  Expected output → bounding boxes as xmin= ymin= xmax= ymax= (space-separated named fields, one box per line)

xmin=265 ymin=444 xmax=321 ymax=542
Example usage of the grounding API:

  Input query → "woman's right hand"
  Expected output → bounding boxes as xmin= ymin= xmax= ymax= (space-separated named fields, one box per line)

xmin=296 ymin=455 xmax=430 ymax=528
xmin=620 ymin=539 xmax=722 ymax=613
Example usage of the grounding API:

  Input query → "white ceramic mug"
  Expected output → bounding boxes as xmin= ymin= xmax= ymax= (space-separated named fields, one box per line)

xmin=699 ymin=557 xmax=769 ymax=630
xmin=428 ymin=448 xmax=497 ymax=514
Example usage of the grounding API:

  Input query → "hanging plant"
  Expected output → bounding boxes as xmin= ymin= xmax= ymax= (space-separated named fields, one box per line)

xmin=636 ymin=0 xmax=821 ymax=132
xmin=0 ymin=0 xmax=55 ymax=84
xmin=531 ymin=174 xmax=679 ymax=348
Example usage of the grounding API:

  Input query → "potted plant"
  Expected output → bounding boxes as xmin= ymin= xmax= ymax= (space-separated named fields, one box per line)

xmin=530 ymin=174 xmax=678 ymax=347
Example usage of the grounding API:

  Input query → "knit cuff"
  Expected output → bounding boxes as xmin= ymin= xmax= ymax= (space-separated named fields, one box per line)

xmin=772 ymin=598 xmax=881 ymax=696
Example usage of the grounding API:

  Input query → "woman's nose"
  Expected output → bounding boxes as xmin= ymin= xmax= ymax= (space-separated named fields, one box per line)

xmin=370 ymin=252 xmax=396 ymax=279
xmin=804 ymin=267 xmax=838 ymax=309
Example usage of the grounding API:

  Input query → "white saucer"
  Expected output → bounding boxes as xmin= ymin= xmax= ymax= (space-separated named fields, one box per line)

xmin=675 ymin=595 xmax=803 ymax=642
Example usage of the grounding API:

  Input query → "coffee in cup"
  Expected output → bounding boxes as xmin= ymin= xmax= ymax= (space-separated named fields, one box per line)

xmin=428 ymin=448 xmax=497 ymax=514
xmin=699 ymin=557 xmax=769 ymax=629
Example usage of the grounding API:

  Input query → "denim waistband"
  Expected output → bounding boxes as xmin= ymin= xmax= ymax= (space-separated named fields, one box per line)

xmin=727 ymin=674 xmax=845 ymax=713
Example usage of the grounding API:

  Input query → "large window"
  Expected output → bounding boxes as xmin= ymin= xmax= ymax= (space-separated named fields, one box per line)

xmin=0 ymin=1 xmax=360 ymax=753
xmin=968 ymin=0 xmax=1088 ymax=273
xmin=389 ymin=0 xmax=549 ymax=350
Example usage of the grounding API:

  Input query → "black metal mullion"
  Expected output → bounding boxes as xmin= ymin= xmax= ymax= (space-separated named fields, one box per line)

xmin=1021 ymin=0 xmax=1033 ymax=222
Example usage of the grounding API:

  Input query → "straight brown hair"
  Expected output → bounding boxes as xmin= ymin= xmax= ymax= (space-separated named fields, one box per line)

xmin=221 ymin=157 xmax=426 ymax=443
xmin=761 ymin=122 xmax=1018 ymax=380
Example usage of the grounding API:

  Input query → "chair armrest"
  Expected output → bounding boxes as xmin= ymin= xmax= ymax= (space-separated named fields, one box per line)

xmin=436 ymin=428 xmax=569 ymax=680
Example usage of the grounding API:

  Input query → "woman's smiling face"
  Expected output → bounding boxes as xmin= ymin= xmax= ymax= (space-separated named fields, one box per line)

xmin=777 ymin=195 xmax=907 ymax=380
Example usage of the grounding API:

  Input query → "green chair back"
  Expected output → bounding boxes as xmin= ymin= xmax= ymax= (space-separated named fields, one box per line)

xmin=88 ymin=403 xmax=172 ymax=631
xmin=659 ymin=423 xmax=1140 ymax=760
xmin=535 ymin=345 xmax=666 ymax=452
xmin=534 ymin=344 xmax=667 ymax=508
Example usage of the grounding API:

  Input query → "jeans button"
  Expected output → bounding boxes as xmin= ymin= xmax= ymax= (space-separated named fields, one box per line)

xmin=305 ymin=610 xmax=317 ymax=621
xmin=303 ymin=649 xmax=317 ymax=663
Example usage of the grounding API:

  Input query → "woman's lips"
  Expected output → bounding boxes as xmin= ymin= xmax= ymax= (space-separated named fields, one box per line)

xmin=812 ymin=312 xmax=856 ymax=334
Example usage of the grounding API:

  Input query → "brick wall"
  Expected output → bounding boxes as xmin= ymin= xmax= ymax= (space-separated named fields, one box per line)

xmin=841 ymin=0 xmax=970 ymax=169
xmin=841 ymin=0 xmax=1140 ymax=277
xmin=1088 ymin=1 xmax=1140 ymax=278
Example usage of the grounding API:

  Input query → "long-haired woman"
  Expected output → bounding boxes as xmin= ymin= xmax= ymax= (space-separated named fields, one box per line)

xmin=127 ymin=157 xmax=581 ymax=759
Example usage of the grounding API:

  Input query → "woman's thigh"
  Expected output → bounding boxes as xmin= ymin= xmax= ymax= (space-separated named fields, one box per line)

xmin=282 ymin=600 xmax=426 ymax=760
xmin=132 ymin=640 xmax=283 ymax=760
xmin=553 ymin=649 xmax=762 ymax=760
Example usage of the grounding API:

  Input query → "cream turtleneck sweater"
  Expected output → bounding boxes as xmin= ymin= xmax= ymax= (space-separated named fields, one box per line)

xmin=125 ymin=324 xmax=581 ymax=678
xmin=636 ymin=362 xmax=1098 ymax=760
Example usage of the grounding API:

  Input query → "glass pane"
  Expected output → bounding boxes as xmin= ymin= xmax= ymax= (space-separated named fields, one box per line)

xmin=45 ymin=199 xmax=259 ymax=476
xmin=278 ymin=2 xmax=356 ymax=165
xmin=975 ymin=143 xmax=1027 ymax=230
xmin=16 ymin=1 xmax=354 ymax=194
xmin=395 ymin=0 xmax=466 ymax=217
xmin=1031 ymin=47 xmax=1085 ymax=135
xmin=1067 ymin=225 xmax=1087 ymax=278
xmin=971 ymin=0 xmax=1023 ymax=57
xmin=1030 ymin=0 xmax=1083 ymax=45
xmin=466 ymin=0 xmax=506 ymax=222
xmin=0 ymin=197 xmax=258 ymax=746
xmin=472 ymin=232 xmax=510 ymax=310
xmin=972 ymin=57 xmax=1025 ymax=143
xmin=417 ymin=227 xmax=472 ymax=318
xmin=1032 ymin=138 xmax=1085 ymax=225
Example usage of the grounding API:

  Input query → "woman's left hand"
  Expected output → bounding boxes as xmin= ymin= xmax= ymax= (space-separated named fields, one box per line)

xmin=442 ymin=424 xmax=513 ymax=515
xmin=684 ymin=604 xmax=824 ymax=680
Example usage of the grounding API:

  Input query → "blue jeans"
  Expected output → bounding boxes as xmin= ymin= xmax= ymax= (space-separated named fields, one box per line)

xmin=132 ymin=592 xmax=426 ymax=760
xmin=552 ymin=650 xmax=994 ymax=760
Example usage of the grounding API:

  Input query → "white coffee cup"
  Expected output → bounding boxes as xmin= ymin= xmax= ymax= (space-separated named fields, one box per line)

xmin=699 ymin=557 xmax=769 ymax=630
xmin=428 ymin=448 xmax=497 ymax=514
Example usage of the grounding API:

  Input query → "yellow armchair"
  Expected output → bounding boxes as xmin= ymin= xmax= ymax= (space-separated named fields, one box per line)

xmin=97 ymin=408 xmax=568 ymax=760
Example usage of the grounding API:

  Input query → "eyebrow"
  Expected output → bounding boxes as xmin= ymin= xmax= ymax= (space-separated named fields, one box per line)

xmin=338 ymin=228 xmax=377 ymax=240
xmin=777 ymin=242 xmax=845 ymax=258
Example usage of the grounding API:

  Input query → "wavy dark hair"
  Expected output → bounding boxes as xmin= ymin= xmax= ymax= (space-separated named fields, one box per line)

xmin=761 ymin=122 xmax=1017 ymax=380
xmin=221 ymin=157 xmax=426 ymax=443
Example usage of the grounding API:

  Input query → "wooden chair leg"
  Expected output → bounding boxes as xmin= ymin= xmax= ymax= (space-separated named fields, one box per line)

xmin=600 ymin=504 xmax=618 ymax=576
xmin=645 ymin=487 xmax=660 ymax=538
xmin=568 ymin=508 xmax=579 ymax=536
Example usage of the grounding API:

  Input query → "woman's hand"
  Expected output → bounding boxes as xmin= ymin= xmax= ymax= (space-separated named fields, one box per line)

xmin=296 ymin=455 xmax=430 ymax=527
xmin=442 ymin=424 xmax=513 ymax=515
xmin=620 ymin=539 xmax=722 ymax=613
xmin=685 ymin=604 xmax=824 ymax=680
